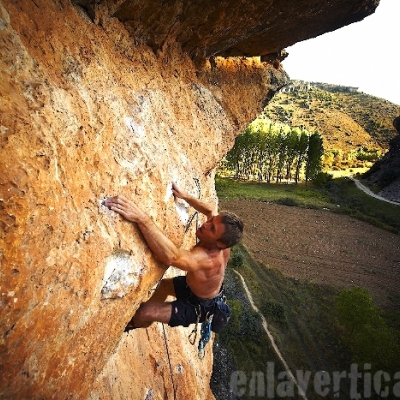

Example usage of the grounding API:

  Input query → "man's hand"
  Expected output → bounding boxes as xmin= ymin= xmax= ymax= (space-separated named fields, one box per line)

xmin=104 ymin=193 xmax=185 ymax=269
xmin=171 ymin=182 xmax=188 ymax=200
xmin=172 ymin=181 xmax=216 ymax=218
xmin=104 ymin=195 xmax=147 ymax=224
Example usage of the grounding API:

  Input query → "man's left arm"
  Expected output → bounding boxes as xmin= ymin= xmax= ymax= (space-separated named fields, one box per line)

xmin=172 ymin=182 xmax=217 ymax=219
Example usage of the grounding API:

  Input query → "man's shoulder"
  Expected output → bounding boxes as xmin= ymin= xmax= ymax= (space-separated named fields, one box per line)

xmin=193 ymin=242 xmax=224 ymax=255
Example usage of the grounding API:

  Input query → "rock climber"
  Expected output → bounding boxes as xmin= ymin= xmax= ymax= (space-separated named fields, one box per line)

xmin=104 ymin=182 xmax=243 ymax=332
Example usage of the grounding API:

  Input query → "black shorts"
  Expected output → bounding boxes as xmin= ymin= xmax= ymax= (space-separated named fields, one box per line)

xmin=168 ymin=276 xmax=220 ymax=328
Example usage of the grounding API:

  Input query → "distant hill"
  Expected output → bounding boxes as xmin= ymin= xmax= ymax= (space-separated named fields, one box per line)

xmin=263 ymin=80 xmax=399 ymax=169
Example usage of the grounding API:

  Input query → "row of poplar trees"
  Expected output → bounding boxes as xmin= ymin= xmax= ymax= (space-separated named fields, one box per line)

xmin=223 ymin=117 xmax=324 ymax=183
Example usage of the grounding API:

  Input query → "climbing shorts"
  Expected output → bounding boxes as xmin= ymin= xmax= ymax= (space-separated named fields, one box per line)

xmin=168 ymin=276 xmax=231 ymax=332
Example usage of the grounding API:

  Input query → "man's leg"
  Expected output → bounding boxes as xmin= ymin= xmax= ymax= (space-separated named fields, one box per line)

xmin=145 ymin=278 xmax=176 ymax=303
xmin=133 ymin=302 xmax=172 ymax=328
xmin=126 ymin=278 xmax=176 ymax=329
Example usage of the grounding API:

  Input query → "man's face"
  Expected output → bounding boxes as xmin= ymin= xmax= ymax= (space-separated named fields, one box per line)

xmin=196 ymin=214 xmax=226 ymax=246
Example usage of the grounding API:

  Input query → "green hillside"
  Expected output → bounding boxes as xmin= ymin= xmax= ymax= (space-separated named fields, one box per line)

xmin=262 ymin=81 xmax=399 ymax=170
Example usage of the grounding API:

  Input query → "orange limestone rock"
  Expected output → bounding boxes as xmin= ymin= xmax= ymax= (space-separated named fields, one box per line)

xmin=0 ymin=0 xmax=378 ymax=398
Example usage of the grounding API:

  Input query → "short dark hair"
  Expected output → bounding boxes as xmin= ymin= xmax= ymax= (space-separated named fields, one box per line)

xmin=219 ymin=212 xmax=244 ymax=248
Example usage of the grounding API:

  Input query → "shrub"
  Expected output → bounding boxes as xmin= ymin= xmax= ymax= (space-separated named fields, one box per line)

xmin=261 ymin=300 xmax=286 ymax=323
xmin=313 ymin=172 xmax=333 ymax=187
xmin=230 ymin=247 xmax=245 ymax=269
xmin=223 ymin=300 xmax=242 ymax=336
xmin=275 ymin=197 xmax=298 ymax=207
xmin=335 ymin=287 xmax=400 ymax=371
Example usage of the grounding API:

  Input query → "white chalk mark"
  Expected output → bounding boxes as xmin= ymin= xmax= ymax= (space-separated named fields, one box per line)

xmin=125 ymin=117 xmax=145 ymax=137
xmin=101 ymin=250 xmax=143 ymax=299
xmin=174 ymin=200 xmax=190 ymax=225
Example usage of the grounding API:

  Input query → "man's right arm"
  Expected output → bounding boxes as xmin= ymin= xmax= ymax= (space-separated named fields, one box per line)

xmin=172 ymin=182 xmax=217 ymax=219
xmin=104 ymin=195 xmax=214 ymax=271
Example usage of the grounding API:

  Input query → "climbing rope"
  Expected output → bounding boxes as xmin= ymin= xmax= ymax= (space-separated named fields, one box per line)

xmin=146 ymin=177 xmax=207 ymax=398
xmin=184 ymin=177 xmax=201 ymax=243
xmin=162 ymin=324 xmax=177 ymax=400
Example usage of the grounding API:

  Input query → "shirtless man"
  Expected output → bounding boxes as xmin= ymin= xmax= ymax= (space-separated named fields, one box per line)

xmin=104 ymin=183 xmax=243 ymax=331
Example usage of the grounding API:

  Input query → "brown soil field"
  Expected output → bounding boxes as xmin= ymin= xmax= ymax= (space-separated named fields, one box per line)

xmin=220 ymin=199 xmax=400 ymax=308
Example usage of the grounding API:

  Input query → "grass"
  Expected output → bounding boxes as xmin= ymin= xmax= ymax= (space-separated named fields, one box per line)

xmin=211 ymin=177 xmax=400 ymax=400
xmin=213 ymin=247 xmax=400 ymax=400
xmin=216 ymin=175 xmax=400 ymax=234
xmin=212 ymin=246 xmax=351 ymax=400
xmin=322 ymin=177 xmax=400 ymax=234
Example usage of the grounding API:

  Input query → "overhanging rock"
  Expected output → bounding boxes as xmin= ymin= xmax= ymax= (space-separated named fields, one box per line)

xmin=77 ymin=0 xmax=379 ymax=61
xmin=0 ymin=0 xmax=379 ymax=398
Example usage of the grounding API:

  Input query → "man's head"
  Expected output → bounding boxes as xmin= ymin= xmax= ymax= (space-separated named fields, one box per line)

xmin=218 ymin=211 xmax=244 ymax=248
xmin=196 ymin=212 xmax=243 ymax=249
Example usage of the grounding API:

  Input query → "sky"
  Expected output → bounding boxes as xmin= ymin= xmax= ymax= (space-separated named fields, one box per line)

xmin=282 ymin=0 xmax=400 ymax=106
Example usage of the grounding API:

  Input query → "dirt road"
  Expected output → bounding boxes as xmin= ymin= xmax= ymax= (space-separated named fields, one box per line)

xmin=350 ymin=177 xmax=400 ymax=205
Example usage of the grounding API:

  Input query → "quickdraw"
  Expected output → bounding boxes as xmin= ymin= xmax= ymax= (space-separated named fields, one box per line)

xmin=184 ymin=211 xmax=198 ymax=234
xmin=198 ymin=315 xmax=212 ymax=360
xmin=188 ymin=305 xmax=202 ymax=345
xmin=188 ymin=305 xmax=213 ymax=360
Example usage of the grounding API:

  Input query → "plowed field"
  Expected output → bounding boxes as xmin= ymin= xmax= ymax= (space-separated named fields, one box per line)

xmin=220 ymin=199 xmax=400 ymax=308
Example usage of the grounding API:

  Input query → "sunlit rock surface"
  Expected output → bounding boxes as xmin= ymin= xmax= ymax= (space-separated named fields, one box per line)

xmin=0 ymin=0 xmax=378 ymax=398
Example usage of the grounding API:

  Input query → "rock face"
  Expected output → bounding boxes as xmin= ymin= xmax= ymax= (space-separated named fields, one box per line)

xmin=0 ymin=0 xmax=379 ymax=398
xmin=364 ymin=116 xmax=400 ymax=202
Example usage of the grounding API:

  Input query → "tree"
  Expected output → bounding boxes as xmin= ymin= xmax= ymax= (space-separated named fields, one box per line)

xmin=223 ymin=117 xmax=323 ymax=184
xmin=285 ymin=129 xmax=300 ymax=182
xmin=275 ymin=128 xmax=289 ymax=182
xmin=225 ymin=131 xmax=245 ymax=178
xmin=305 ymin=132 xmax=324 ymax=182
xmin=264 ymin=128 xmax=280 ymax=183
xmin=252 ymin=120 xmax=271 ymax=181
xmin=335 ymin=287 xmax=400 ymax=371
xmin=293 ymin=130 xmax=308 ymax=183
